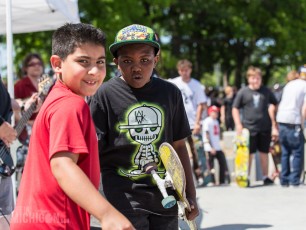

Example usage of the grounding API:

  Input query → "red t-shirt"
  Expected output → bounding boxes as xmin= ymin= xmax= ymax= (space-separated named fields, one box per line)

xmin=11 ymin=81 xmax=100 ymax=230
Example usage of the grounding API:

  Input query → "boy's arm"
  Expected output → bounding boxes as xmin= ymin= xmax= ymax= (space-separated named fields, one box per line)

xmin=50 ymin=152 xmax=134 ymax=230
xmin=232 ymin=107 xmax=243 ymax=134
xmin=172 ymin=139 xmax=199 ymax=220
xmin=268 ymin=104 xmax=279 ymax=139
xmin=193 ymin=102 xmax=205 ymax=134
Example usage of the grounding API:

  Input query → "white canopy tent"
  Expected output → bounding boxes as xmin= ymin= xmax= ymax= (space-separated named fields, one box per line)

xmin=0 ymin=0 xmax=80 ymax=97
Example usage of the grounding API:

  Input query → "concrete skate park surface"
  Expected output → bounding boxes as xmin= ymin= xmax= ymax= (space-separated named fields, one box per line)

xmin=191 ymin=183 xmax=306 ymax=230
xmin=91 ymin=130 xmax=306 ymax=230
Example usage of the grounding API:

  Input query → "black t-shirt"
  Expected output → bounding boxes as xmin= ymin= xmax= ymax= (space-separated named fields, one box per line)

xmin=232 ymin=86 xmax=277 ymax=134
xmin=223 ymin=96 xmax=234 ymax=120
xmin=90 ymin=76 xmax=191 ymax=215
xmin=0 ymin=78 xmax=12 ymax=146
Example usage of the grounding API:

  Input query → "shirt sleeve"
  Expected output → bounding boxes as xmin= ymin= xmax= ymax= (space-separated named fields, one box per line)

xmin=269 ymin=88 xmax=278 ymax=105
xmin=232 ymin=89 xmax=243 ymax=109
xmin=49 ymin=97 xmax=90 ymax=158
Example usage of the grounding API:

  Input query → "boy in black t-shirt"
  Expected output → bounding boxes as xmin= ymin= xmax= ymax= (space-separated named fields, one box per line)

xmin=90 ymin=24 xmax=199 ymax=229
xmin=232 ymin=66 xmax=278 ymax=186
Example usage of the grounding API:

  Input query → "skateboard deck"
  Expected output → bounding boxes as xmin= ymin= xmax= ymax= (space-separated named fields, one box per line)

xmin=234 ymin=128 xmax=250 ymax=188
xmin=269 ymin=140 xmax=281 ymax=180
xmin=192 ymin=135 xmax=213 ymax=186
xmin=159 ymin=142 xmax=198 ymax=230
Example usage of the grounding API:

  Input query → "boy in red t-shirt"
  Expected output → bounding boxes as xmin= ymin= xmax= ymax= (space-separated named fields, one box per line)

xmin=10 ymin=23 xmax=134 ymax=230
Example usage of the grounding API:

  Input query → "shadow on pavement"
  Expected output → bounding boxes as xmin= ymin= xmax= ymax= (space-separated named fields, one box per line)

xmin=203 ymin=224 xmax=273 ymax=230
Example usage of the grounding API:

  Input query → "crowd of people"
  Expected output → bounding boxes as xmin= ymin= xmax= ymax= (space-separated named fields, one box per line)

xmin=0 ymin=22 xmax=305 ymax=229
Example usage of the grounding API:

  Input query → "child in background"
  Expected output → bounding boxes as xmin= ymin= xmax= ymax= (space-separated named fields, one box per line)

xmin=203 ymin=105 xmax=230 ymax=185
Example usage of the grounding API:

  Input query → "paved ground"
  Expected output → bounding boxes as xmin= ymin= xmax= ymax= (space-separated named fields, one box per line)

xmin=190 ymin=182 xmax=306 ymax=230
xmin=91 ymin=181 xmax=306 ymax=230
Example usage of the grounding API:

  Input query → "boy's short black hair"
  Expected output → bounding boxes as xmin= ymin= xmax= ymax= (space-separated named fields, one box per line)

xmin=52 ymin=23 xmax=106 ymax=60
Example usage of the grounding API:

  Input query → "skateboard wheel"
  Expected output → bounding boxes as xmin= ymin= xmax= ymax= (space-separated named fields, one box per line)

xmin=161 ymin=195 xmax=176 ymax=209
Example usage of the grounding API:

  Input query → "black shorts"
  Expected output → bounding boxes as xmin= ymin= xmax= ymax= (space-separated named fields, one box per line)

xmin=249 ymin=131 xmax=271 ymax=154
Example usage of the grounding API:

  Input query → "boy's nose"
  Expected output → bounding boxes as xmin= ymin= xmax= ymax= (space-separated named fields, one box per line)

xmin=88 ymin=66 xmax=100 ymax=75
xmin=131 ymin=64 xmax=141 ymax=72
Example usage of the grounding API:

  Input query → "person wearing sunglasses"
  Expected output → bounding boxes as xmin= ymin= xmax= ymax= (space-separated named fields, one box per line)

xmin=14 ymin=53 xmax=44 ymax=144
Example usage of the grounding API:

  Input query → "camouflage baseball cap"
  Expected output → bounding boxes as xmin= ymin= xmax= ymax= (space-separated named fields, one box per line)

xmin=109 ymin=24 xmax=160 ymax=57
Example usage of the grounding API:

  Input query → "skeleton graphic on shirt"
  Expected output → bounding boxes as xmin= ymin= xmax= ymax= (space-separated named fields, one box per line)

xmin=119 ymin=104 xmax=162 ymax=176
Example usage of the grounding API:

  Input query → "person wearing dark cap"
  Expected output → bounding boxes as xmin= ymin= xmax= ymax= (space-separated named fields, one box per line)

xmin=90 ymin=24 xmax=199 ymax=229
xmin=276 ymin=65 xmax=306 ymax=187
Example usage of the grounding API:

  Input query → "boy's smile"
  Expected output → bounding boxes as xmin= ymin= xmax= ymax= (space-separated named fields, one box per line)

xmin=114 ymin=43 xmax=158 ymax=88
xmin=52 ymin=43 xmax=106 ymax=98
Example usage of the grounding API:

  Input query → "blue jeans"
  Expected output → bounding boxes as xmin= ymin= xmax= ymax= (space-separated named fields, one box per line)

xmin=279 ymin=124 xmax=305 ymax=185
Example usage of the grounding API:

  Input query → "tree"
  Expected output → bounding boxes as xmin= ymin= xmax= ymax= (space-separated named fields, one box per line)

xmin=2 ymin=0 xmax=305 ymax=88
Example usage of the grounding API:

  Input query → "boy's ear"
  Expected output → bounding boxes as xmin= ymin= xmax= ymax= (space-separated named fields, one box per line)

xmin=50 ymin=55 xmax=62 ymax=73
xmin=154 ymin=55 xmax=159 ymax=67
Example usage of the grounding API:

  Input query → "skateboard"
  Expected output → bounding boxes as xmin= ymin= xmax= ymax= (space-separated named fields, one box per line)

xmin=159 ymin=142 xmax=198 ymax=230
xmin=269 ymin=140 xmax=281 ymax=180
xmin=192 ymin=134 xmax=213 ymax=186
xmin=234 ymin=128 xmax=250 ymax=188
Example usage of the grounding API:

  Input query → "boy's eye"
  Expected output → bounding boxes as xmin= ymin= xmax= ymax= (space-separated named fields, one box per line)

xmin=97 ymin=60 xmax=105 ymax=65
xmin=78 ymin=59 xmax=88 ymax=64
xmin=123 ymin=60 xmax=132 ymax=63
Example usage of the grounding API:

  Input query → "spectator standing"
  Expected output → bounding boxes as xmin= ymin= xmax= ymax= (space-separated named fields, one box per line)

xmin=220 ymin=86 xmax=235 ymax=131
xmin=169 ymin=59 xmax=207 ymax=185
xmin=203 ymin=106 xmax=231 ymax=185
xmin=0 ymin=75 xmax=16 ymax=230
xmin=232 ymin=66 xmax=278 ymax=186
xmin=14 ymin=53 xmax=44 ymax=143
xmin=276 ymin=66 xmax=306 ymax=187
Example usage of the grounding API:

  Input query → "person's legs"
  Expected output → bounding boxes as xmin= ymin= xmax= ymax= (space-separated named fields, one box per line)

xmin=208 ymin=152 xmax=216 ymax=184
xmin=289 ymin=126 xmax=304 ymax=186
xmin=216 ymin=151 xmax=227 ymax=184
xmin=258 ymin=131 xmax=272 ymax=184
xmin=0 ymin=177 xmax=14 ymax=230
xmin=248 ymin=133 xmax=258 ymax=175
xmin=187 ymin=135 xmax=201 ymax=181
xmin=259 ymin=152 xmax=269 ymax=176
xmin=279 ymin=124 xmax=290 ymax=186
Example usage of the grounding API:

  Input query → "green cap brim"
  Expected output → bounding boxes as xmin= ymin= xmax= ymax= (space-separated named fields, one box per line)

xmin=109 ymin=40 xmax=160 ymax=57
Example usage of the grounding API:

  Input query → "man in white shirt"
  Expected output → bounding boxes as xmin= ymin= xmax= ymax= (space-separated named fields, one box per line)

xmin=169 ymin=59 xmax=207 ymax=185
xmin=276 ymin=65 xmax=306 ymax=187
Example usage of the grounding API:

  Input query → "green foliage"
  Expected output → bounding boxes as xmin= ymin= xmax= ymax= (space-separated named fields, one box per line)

xmin=2 ymin=0 xmax=306 ymax=87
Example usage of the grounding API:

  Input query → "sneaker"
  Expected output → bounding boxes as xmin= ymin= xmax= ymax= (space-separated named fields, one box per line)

xmin=263 ymin=177 xmax=274 ymax=185
xmin=197 ymin=177 xmax=204 ymax=187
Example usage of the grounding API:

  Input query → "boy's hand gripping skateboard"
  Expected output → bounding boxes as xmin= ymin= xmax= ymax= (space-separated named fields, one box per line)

xmin=145 ymin=142 xmax=197 ymax=230
xmin=234 ymin=128 xmax=250 ymax=188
